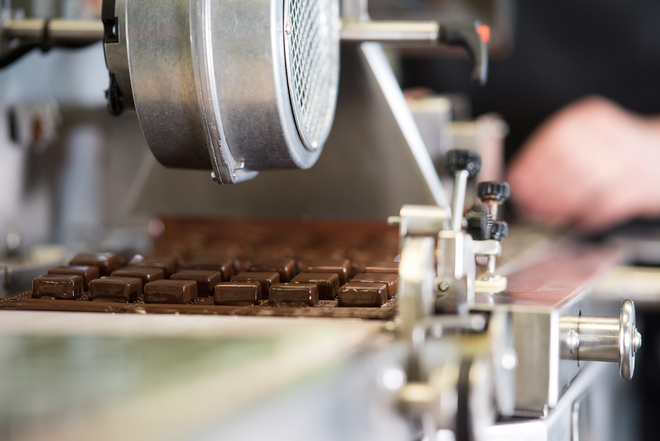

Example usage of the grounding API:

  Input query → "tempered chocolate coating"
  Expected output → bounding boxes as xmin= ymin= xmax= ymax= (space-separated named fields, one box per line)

xmin=291 ymin=272 xmax=340 ymax=300
xmin=269 ymin=283 xmax=318 ymax=307
xmin=69 ymin=253 xmax=120 ymax=277
xmin=185 ymin=257 xmax=235 ymax=281
xmin=129 ymin=255 xmax=179 ymax=277
xmin=231 ymin=272 xmax=280 ymax=299
xmin=89 ymin=277 xmax=142 ymax=303
xmin=32 ymin=275 xmax=84 ymax=300
xmin=249 ymin=258 xmax=297 ymax=282
xmin=363 ymin=261 xmax=399 ymax=275
xmin=14 ymin=219 xmax=401 ymax=318
xmin=234 ymin=259 xmax=252 ymax=273
xmin=351 ymin=273 xmax=398 ymax=299
xmin=338 ymin=282 xmax=388 ymax=307
xmin=306 ymin=259 xmax=351 ymax=284
xmin=214 ymin=282 xmax=261 ymax=306
xmin=48 ymin=266 xmax=100 ymax=290
xmin=143 ymin=280 xmax=197 ymax=304
xmin=111 ymin=267 xmax=165 ymax=292
xmin=170 ymin=270 xmax=222 ymax=297
xmin=296 ymin=260 xmax=308 ymax=274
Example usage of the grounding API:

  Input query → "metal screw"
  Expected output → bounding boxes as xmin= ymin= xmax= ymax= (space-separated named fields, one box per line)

xmin=438 ymin=281 xmax=450 ymax=292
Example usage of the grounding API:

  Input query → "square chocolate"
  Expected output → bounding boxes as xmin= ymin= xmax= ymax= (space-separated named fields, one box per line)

xmin=231 ymin=272 xmax=280 ymax=299
xmin=89 ymin=277 xmax=142 ymax=302
xmin=214 ymin=282 xmax=261 ymax=306
xmin=350 ymin=273 xmax=398 ymax=299
xmin=291 ymin=272 xmax=340 ymax=300
xmin=338 ymin=282 xmax=388 ymax=307
xmin=111 ymin=267 xmax=165 ymax=292
xmin=32 ymin=275 xmax=84 ymax=300
xmin=306 ymin=259 xmax=351 ymax=284
xmin=363 ymin=261 xmax=398 ymax=275
xmin=128 ymin=255 xmax=179 ymax=277
xmin=170 ymin=270 xmax=223 ymax=297
xmin=185 ymin=257 xmax=235 ymax=281
xmin=249 ymin=258 xmax=297 ymax=282
xmin=69 ymin=253 xmax=120 ymax=277
xmin=48 ymin=266 xmax=100 ymax=290
xmin=143 ymin=280 xmax=197 ymax=304
xmin=269 ymin=283 xmax=318 ymax=307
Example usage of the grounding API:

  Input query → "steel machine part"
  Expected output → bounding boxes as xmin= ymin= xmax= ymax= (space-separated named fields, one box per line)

xmin=0 ymin=1 xmax=490 ymax=188
xmin=0 ymin=14 xmax=103 ymax=68
xmin=560 ymin=299 xmax=642 ymax=381
xmin=475 ymin=181 xmax=509 ymax=292
xmin=101 ymin=0 xmax=490 ymax=184
xmin=102 ymin=0 xmax=340 ymax=184
xmin=395 ymin=313 xmax=516 ymax=441
xmin=393 ymin=149 xmax=641 ymax=433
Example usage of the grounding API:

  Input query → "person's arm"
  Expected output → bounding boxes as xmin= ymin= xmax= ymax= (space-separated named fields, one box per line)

xmin=507 ymin=95 xmax=660 ymax=232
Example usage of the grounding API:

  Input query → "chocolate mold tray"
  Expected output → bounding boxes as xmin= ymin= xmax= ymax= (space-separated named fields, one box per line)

xmin=0 ymin=218 xmax=400 ymax=321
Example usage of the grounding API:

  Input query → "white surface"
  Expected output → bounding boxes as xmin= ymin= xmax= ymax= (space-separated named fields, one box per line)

xmin=0 ymin=310 xmax=383 ymax=337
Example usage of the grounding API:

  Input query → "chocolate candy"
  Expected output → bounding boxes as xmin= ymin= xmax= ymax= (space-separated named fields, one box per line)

xmin=214 ymin=282 xmax=261 ymax=306
xmin=306 ymin=259 xmax=351 ymax=284
xmin=363 ymin=261 xmax=398 ymax=275
xmin=351 ymin=273 xmax=398 ymax=299
xmin=231 ymin=272 xmax=280 ymax=299
xmin=291 ymin=272 xmax=340 ymax=300
xmin=338 ymin=282 xmax=388 ymax=307
xmin=185 ymin=257 xmax=235 ymax=281
xmin=32 ymin=275 xmax=84 ymax=300
xmin=143 ymin=280 xmax=197 ymax=304
xmin=89 ymin=277 xmax=142 ymax=303
xmin=249 ymin=258 xmax=297 ymax=282
xmin=111 ymin=267 xmax=165 ymax=292
xmin=269 ymin=283 xmax=318 ymax=307
xmin=47 ymin=266 xmax=100 ymax=290
xmin=129 ymin=255 xmax=179 ymax=277
xmin=69 ymin=253 xmax=120 ymax=277
xmin=170 ymin=270 xmax=222 ymax=297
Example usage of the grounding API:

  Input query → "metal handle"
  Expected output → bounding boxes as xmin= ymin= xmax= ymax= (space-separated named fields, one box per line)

xmin=560 ymin=299 xmax=642 ymax=381
xmin=340 ymin=19 xmax=489 ymax=85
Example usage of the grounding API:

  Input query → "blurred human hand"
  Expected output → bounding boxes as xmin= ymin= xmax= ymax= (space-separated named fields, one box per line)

xmin=507 ymin=95 xmax=660 ymax=232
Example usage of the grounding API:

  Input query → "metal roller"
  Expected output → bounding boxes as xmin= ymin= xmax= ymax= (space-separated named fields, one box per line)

xmin=560 ymin=299 xmax=642 ymax=381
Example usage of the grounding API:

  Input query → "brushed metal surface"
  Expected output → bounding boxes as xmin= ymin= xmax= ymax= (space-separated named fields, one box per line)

xmin=110 ymin=0 xmax=339 ymax=180
xmin=472 ymin=246 xmax=622 ymax=415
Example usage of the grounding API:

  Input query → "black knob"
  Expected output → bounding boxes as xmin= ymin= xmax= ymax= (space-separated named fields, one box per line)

xmin=477 ymin=181 xmax=510 ymax=202
xmin=466 ymin=204 xmax=492 ymax=241
xmin=490 ymin=221 xmax=509 ymax=242
xmin=445 ymin=149 xmax=482 ymax=178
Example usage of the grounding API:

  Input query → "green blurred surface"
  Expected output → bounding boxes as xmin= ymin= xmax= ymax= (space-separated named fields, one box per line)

xmin=0 ymin=334 xmax=277 ymax=437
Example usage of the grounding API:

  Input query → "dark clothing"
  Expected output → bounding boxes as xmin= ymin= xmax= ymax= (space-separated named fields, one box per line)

xmin=402 ymin=1 xmax=660 ymax=161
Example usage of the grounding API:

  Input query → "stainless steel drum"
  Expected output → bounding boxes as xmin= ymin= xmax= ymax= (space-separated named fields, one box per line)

xmin=104 ymin=0 xmax=340 ymax=184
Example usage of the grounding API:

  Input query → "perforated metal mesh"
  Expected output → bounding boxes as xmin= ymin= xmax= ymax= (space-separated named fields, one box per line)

xmin=284 ymin=0 xmax=339 ymax=151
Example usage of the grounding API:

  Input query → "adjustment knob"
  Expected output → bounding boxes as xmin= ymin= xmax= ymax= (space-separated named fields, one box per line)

xmin=490 ymin=221 xmax=508 ymax=242
xmin=466 ymin=205 xmax=492 ymax=240
xmin=445 ymin=149 xmax=482 ymax=178
xmin=477 ymin=181 xmax=510 ymax=203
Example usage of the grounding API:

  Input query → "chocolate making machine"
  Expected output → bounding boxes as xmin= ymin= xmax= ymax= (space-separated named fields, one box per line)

xmin=0 ymin=1 xmax=648 ymax=440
